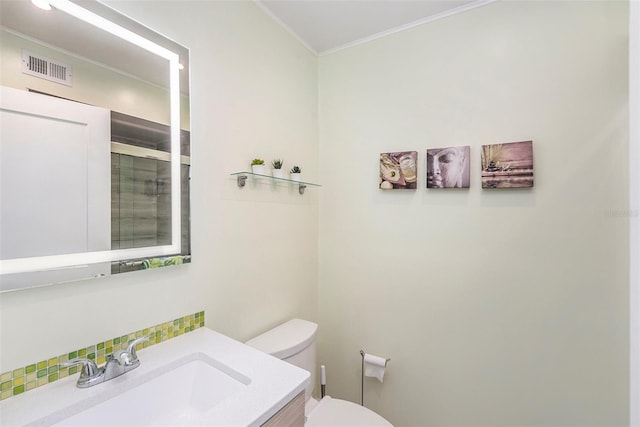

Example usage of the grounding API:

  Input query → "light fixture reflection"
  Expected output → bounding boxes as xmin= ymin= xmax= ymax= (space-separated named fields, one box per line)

xmin=31 ymin=0 xmax=52 ymax=11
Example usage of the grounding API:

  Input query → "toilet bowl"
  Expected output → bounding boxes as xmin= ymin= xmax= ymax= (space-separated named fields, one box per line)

xmin=305 ymin=396 xmax=392 ymax=426
xmin=245 ymin=319 xmax=393 ymax=427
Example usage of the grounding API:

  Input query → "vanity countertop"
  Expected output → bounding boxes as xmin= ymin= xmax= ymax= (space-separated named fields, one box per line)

xmin=0 ymin=327 xmax=310 ymax=426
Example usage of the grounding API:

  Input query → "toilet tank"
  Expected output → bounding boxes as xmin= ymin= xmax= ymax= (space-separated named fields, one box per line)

xmin=245 ymin=319 xmax=318 ymax=399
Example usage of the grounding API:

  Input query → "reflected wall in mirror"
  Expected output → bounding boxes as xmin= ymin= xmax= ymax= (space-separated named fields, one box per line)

xmin=0 ymin=0 xmax=191 ymax=292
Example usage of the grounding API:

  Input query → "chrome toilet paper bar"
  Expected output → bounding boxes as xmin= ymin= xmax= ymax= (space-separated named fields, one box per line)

xmin=360 ymin=350 xmax=390 ymax=406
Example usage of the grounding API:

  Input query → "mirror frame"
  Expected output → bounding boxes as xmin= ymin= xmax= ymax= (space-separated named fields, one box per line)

xmin=0 ymin=0 xmax=182 ymax=277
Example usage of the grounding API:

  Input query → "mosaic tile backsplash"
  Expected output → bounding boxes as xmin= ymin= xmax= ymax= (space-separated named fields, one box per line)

xmin=0 ymin=311 xmax=204 ymax=401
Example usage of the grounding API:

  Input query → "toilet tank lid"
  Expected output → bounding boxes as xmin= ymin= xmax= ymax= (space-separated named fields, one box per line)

xmin=245 ymin=319 xmax=318 ymax=359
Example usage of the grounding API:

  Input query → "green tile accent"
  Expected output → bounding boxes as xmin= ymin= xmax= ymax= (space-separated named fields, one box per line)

xmin=0 ymin=311 xmax=205 ymax=402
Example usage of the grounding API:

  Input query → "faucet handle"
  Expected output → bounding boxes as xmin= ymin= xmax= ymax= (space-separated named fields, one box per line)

xmin=126 ymin=335 xmax=149 ymax=362
xmin=60 ymin=358 xmax=101 ymax=387
xmin=60 ymin=358 xmax=99 ymax=376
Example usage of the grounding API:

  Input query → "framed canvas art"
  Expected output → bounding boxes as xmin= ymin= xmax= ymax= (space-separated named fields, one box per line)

xmin=481 ymin=141 xmax=534 ymax=188
xmin=380 ymin=151 xmax=417 ymax=189
xmin=426 ymin=146 xmax=470 ymax=188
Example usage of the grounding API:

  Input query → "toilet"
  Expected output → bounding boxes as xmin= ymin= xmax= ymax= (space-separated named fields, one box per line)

xmin=245 ymin=319 xmax=393 ymax=426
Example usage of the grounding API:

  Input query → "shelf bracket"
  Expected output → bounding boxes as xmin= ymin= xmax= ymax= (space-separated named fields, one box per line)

xmin=237 ymin=174 xmax=247 ymax=188
xmin=299 ymin=184 xmax=307 ymax=195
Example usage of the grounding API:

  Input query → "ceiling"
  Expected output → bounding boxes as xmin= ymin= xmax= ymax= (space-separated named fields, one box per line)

xmin=0 ymin=0 xmax=488 ymax=89
xmin=256 ymin=0 xmax=487 ymax=55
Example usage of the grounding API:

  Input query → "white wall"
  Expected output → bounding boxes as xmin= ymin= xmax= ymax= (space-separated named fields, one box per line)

xmin=630 ymin=1 xmax=640 ymax=424
xmin=0 ymin=0 xmax=318 ymax=371
xmin=318 ymin=1 xmax=629 ymax=426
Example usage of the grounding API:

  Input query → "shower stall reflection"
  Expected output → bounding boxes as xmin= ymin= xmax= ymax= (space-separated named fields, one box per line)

xmin=110 ymin=112 xmax=190 ymax=273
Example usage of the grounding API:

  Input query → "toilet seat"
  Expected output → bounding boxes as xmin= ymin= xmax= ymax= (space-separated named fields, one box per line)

xmin=306 ymin=396 xmax=393 ymax=426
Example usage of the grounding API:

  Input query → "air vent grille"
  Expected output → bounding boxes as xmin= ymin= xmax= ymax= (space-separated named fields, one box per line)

xmin=22 ymin=50 xmax=72 ymax=86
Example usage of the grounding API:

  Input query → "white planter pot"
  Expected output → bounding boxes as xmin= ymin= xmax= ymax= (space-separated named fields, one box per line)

xmin=290 ymin=172 xmax=301 ymax=182
xmin=272 ymin=169 xmax=286 ymax=179
xmin=251 ymin=164 xmax=265 ymax=175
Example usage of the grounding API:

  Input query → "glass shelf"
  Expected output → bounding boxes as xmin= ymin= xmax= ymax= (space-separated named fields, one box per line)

xmin=231 ymin=171 xmax=321 ymax=194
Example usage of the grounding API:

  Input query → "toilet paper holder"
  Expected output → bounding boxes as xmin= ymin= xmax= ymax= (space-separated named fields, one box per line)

xmin=359 ymin=350 xmax=390 ymax=406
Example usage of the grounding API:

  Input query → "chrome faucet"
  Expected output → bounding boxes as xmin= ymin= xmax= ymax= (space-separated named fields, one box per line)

xmin=60 ymin=335 xmax=149 ymax=388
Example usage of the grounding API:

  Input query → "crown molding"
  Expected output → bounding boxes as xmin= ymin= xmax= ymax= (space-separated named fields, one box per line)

xmin=256 ymin=0 xmax=495 ymax=57
xmin=254 ymin=0 xmax=318 ymax=56
xmin=319 ymin=0 xmax=495 ymax=56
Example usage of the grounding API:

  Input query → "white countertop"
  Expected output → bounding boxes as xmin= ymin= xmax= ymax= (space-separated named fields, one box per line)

xmin=0 ymin=327 xmax=310 ymax=426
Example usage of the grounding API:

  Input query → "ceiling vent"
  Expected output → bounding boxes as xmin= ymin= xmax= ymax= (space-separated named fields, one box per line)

xmin=22 ymin=50 xmax=72 ymax=87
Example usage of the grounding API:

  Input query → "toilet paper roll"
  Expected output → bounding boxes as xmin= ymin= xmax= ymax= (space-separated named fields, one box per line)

xmin=364 ymin=353 xmax=388 ymax=383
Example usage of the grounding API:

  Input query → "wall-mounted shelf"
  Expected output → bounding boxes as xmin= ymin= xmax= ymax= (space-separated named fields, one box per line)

xmin=231 ymin=172 xmax=321 ymax=194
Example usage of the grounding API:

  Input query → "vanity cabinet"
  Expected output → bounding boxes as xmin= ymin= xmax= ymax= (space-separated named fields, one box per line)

xmin=262 ymin=391 xmax=305 ymax=427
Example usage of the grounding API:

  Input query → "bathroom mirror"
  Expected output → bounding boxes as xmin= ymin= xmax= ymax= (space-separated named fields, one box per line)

xmin=0 ymin=0 xmax=191 ymax=292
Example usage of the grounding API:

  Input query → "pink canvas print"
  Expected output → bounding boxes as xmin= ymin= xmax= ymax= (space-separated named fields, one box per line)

xmin=380 ymin=151 xmax=417 ymax=190
xmin=481 ymin=141 xmax=534 ymax=188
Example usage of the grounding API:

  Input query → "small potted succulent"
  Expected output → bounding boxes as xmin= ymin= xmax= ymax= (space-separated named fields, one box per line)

xmin=271 ymin=159 xmax=285 ymax=179
xmin=251 ymin=158 xmax=265 ymax=175
xmin=289 ymin=165 xmax=302 ymax=182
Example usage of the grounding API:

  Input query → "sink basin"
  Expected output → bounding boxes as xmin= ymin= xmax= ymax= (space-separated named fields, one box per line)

xmin=3 ymin=328 xmax=309 ymax=427
xmin=50 ymin=353 xmax=250 ymax=426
